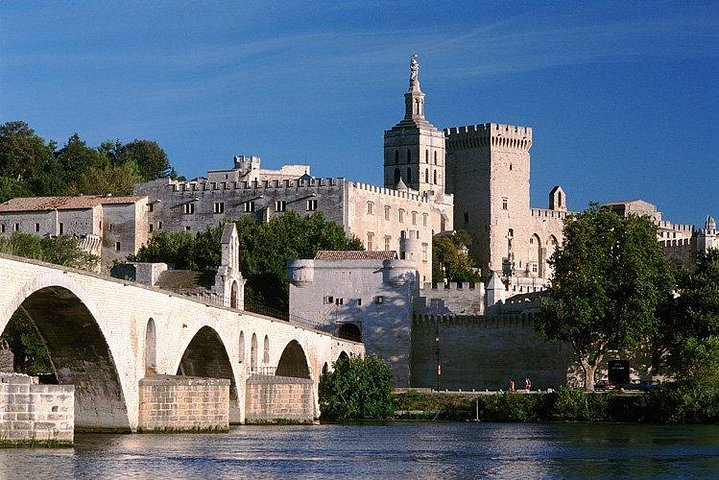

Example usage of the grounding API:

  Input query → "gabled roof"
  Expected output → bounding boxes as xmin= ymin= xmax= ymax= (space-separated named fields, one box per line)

xmin=314 ymin=250 xmax=398 ymax=261
xmin=0 ymin=195 xmax=146 ymax=212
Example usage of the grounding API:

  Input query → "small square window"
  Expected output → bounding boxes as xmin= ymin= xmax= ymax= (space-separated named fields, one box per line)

xmin=214 ymin=202 xmax=225 ymax=214
xmin=243 ymin=201 xmax=255 ymax=213
xmin=148 ymin=203 xmax=154 ymax=212
xmin=306 ymin=199 xmax=317 ymax=211
xmin=275 ymin=200 xmax=286 ymax=212
xmin=375 ymin=296 xmax=384 ymax=304
xmin=324 ymin=296 xmax=334 ymax=304
xmin=149 ymin=224 xmax=154 ymax=233
xmin=0 ymin=224 xmax=5 ymax=233
xmin=185 ymin=226 xmax=191 ymax=231
xmin=357 ymin=299 xmax=362 ymax=306
xmin=183 ymin=203 xmax=195 ymax=214
xmin=335 ymin=298 xmax=344 ymax=306
xmin=14 ymin=223 xmax=20 ymax=232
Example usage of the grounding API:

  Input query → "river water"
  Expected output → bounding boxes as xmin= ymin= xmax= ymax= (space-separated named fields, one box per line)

xmin=2 ymin=422 xmax=718 ymax=479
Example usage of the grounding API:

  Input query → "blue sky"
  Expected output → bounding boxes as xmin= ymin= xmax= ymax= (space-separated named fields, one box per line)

xmin=1 ymin=1 xmax=716 ymax=226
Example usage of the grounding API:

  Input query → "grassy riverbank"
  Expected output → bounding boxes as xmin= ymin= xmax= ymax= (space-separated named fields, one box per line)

xmin=393 ymin=387 xmax=718 ymax=424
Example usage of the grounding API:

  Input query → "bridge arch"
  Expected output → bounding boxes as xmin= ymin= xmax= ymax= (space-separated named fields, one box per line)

xmin=337 ymin=323 xmax=361 ymax=342
xmin=175 ymin=325 xmax=238 ymax=402
xmin=276 ymin=340 xmax=311 ymax=379
xmin=0 ymin=272 xmax=130 ymax=431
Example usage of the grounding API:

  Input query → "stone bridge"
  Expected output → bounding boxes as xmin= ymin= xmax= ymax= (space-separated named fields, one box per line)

xmin=0 ymin=254 xmax=363 ymax=432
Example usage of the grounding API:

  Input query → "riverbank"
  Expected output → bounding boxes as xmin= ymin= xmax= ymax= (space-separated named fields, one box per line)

xmin=392 ymin=387 xmax=718 ymax=423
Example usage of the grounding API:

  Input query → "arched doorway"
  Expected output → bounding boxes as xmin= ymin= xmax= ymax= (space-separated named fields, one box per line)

xmin=176 ymin=326 xmax=237 ymax=403
xmin=545 ymin=235 xmax=559 ymax=279
xmin=337 ymin=323 xmax=361 ymax=342
xmin=1 ymin=285 xmax=130 ymax=431
xmin=528 ymin=234 xmax=542 ymax=277
xmin=337 ymin=351 xmax=349 ymax=363
xmin=145 ymin=318 xmax=157 ymax=376
xmin=275 ymin=340 xmax=311 ymax=379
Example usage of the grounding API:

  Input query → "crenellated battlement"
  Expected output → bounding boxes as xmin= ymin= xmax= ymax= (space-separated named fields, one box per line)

xmin=167 ymin=177 xmax=344 ymax=193
xmin=412 ymin=313 xmax=537 ymax=327
xmin=658 ymin=220 xmax=694 ymax=234
xmin=351 ymin=181 xmax=428 ymax=203
xmin=421 ymin=281 xmax=482 ymax=291
xmin=444 ymin=123 xmax=532 ymax=151
xmin=659 ymin=237 xmax=694 ymax=248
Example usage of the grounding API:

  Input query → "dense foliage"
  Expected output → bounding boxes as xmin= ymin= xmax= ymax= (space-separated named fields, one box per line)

xmin=431 ymin=230 xmax=481 ymax=284
xmin=0 ymin=233 xmax=100 ymax=374
xmin=538 ymin=204 xmax=674 ymax=391
xmin=318 ymin=355 xmax=394 ymax=420
xmin=128 ymin=211 xmax=363 ymax=311
xmin=0 ymin=120 xmax=176 ymax=201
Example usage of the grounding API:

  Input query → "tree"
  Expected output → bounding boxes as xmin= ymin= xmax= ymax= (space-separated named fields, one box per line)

xmin=116 ymin=139 xmax=172 ymax=181
xmin=432 ymin=230 xmax=481 ymax=283
xmin=537 ymin=204 xmax=674 ymax=391
xmin=66 ymin=162 xmax=141 ymax=196
xmin=0 ymin=121 xmax=55 ymax=182
xmin=0 ymin=176 xmax=32 ymax=203
xmin=318 ymin=355 xmax=394 ymax=420
xmin=675 ymin=249 xmax=719 ymax=342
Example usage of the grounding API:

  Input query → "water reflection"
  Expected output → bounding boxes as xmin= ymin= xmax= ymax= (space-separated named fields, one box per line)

xmin=1 ymin=423 xmax=718 ymax=479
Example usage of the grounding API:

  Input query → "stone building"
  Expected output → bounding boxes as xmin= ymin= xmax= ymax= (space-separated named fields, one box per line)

xmin=0 ymin=195 xmax=149 ymax=272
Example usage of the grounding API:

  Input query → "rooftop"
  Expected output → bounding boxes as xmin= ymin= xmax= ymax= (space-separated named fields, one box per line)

xmin=0 ymin=195 xmax=147 ymax=212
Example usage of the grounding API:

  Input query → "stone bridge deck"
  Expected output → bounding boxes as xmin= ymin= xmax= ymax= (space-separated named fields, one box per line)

xmin=0 ymin=254 xmax=363 ymax=431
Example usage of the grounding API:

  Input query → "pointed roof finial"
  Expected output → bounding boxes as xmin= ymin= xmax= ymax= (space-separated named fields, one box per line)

xmin=409 ymin=54 xmax=420 ymax=90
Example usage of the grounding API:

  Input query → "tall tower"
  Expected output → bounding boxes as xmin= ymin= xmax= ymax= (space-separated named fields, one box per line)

xmin=444 ymin=123 xmax=533 ymax=277
xmin=384 ymin=55 xmax=446 ymax=197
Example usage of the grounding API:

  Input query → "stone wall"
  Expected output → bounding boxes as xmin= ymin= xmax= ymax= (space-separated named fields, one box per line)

xmin=415 ymin=282 xmax=485 ymax=315
xmin=137 ymin=375 xmax=229 ymax=432
xmin=0 ymin=373 xmax=74 ymax=447
xmin=245 ymin=375 xmax=314 ymax=424
xmin=411 ymin=315 xmax=573 ymax=391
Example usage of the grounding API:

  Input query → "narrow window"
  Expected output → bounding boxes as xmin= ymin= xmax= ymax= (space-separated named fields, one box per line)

xmin=183 ymin=203 xmax=195 ymax=214
xmin=412 ymin=211 xmax=417 ymax=225
xmin=502 ymin=197 xmax=508 ymax=210
xmin=406 ymin=149 xmax=411 ymax=163
xmin=398 ymin=209 xmax=405 ymax=223
xmin=384 ymin=235 xmax=391 ymax=251
xmin=149 ymin=224 xmax=154 ymax=233
xmin=464 ymin=212 xmax=469 ymax=223
xmin=185 ymin=226 xmax=191 ymax=231
xmin=375 ymin=296 xmax=384 ymax=304
xmin=394 ymin=150 xmax=399 ymax=165
xmin=422 ymin=243 xmax=428 ymax=262
xmin=148 ymin=203 xmax=154 ymax=212
xmin=335 ymin=298 xmax=344 ymax=306
xmin=433 ymin=170 xmax=438 ymax=184
xmin=357 ymin=299 xmax=362 ymax=306
xmin=425 ymin=169 xmax=429 ymax=183
xmin=115 ymin=242 xmax=121 ymax=251
xmin=213 ymin=202 xmax=225 ymax=214
xmin=407 ymin=168 xmax=412 ymax=184
xmin=275 ymin=200 xmax=286 ymax=212
xmin=366 ymin=232 xmax=374 ymax=251
xmin=324 ymin=296 xmax=334 ymax=304
xmin=58 ymin=223 xmax=63 ymax=234
xmin=158 ymin=221 xmax=163 ymax=230
xmin=422 ymin=213 xmax=428 ymax=227
xmin=35 ymin=223 xmax=40 ymax=232
xmin=0 ymin=224 xmax=5 ymax=233
xmin=367 ymin=201 xmax=374 ymax=215
xmin=425 ymin=150 xmax=429 ymax=163
xmin=384 ymin=205 xmax=391 ymax=220
xmin=306 ymin=199 xmax=317 ymax=211
xmin=394 ymin=168 xmax=400 ymax=185
xmin=434 ymin=151 xmax=437 ymax=165
xmin=243 ymin=201 xmax=255 ymax=213
xmin=14 ymin=223 xmax=20 ymax=232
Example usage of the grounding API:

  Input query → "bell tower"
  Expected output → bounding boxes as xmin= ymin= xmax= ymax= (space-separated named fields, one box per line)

xmin=384 ymin=55 xmax=446 ymax=197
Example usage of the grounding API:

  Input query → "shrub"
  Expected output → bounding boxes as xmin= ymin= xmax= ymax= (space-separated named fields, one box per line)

xmin=318 ymin=355 xmax=394 ymax=420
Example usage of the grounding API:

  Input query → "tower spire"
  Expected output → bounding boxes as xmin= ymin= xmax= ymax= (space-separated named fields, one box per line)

xmin=405 ymin=54 xmax=425 ymax=120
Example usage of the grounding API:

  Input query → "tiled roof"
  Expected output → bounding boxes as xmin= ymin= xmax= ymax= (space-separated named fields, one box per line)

xmin=0 ymin=195 xmax=146 ymax=212
xmin=314 ymin=250 xmax=397 ymax=261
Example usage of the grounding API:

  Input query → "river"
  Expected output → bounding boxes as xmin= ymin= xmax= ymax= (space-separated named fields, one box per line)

xmin=2 ymin=422 xmax=718 ymax=479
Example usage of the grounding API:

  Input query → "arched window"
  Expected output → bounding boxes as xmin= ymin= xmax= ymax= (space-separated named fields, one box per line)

xmin=434 ymin=151 xmax=437 ymax=165
xmin=238 ymin=331 xmax=245 ymax=363
xmin=394 ymin=150 xmax=399 ymax=165
xmin=230 ymin=281 xmax=239 ymax=308
xmin=263 ymin=335 xmax=270 ymax=364
xmin=433 ymin=170 xmax=438 ymax=184
xmin=251 ymin=333 xmax=258 ymax=371
xmin=145 ymin=318 xmax=156 ymax=375
xmin=425 ymin=168 xmax=429 ymax=183
xmin=406 ymin=149 xmax=411 ymax=163
xmin=407 ymin=168 xmax=412 ymax=184
xmin=394 ymin=168 xmax=400 ymax=185
xmin=425 ymin=149 xmax=429 ymax=163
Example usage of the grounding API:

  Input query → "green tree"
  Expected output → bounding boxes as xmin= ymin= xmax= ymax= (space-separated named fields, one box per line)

xmin=0 ymin=176 xmax=32 ymax=203
xmin=318 ymin=354 xmax=394 ymax=420
xmin=116 ymin=139 xmax=172 ymax=181
xmin=67 ymin=162 xmax=141 ymax=196
xmin=675 ymin=249 xmax=719 ymax=342
xmin=537 ymin=204 xmax=674 ymax=391
xmin=0 ymin=120 xmax=55 ymax=182
xmin=126 ymin=231 xmax=198 ymax=269
xmin=432 ymin=230 xmax=481 ymax=283
xmin=55 ymin=133 xmax=109 ymax=187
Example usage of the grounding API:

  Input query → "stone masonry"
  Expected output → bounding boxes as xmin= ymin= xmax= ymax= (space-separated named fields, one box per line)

xmin=0 ymin=373 xmax=74 ymax=447
xmin=245 ymin=375 xmax=314 ymax=424
xmin=137 ymin=375 xmax=230 ymax=432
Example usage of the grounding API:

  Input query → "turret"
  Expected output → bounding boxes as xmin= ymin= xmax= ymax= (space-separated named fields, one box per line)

xmin=287 ymin=259 xmax=315 ymax=287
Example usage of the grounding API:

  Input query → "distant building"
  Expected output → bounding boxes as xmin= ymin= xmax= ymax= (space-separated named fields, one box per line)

xmin=0 ymin=195 xmax=149 ymax=271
